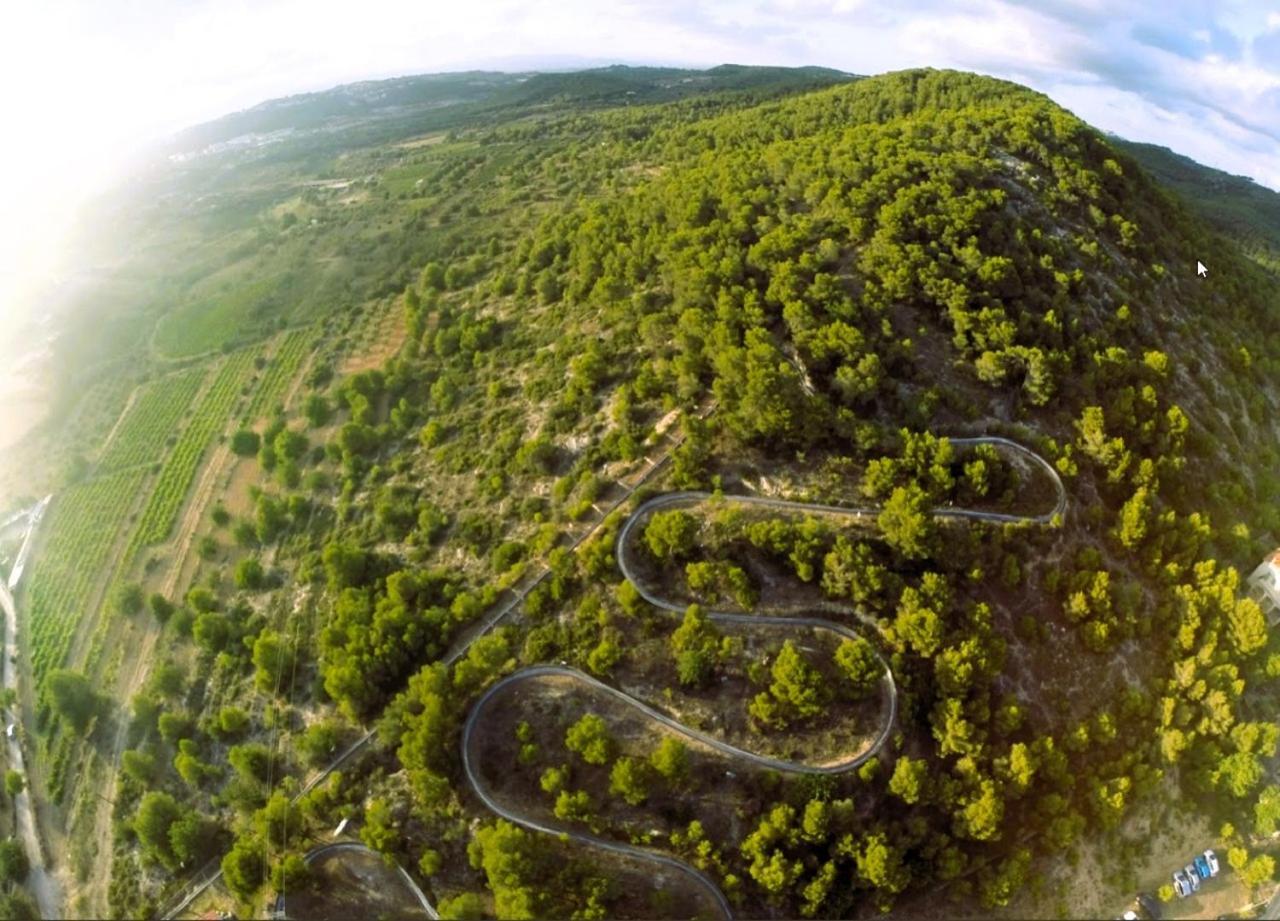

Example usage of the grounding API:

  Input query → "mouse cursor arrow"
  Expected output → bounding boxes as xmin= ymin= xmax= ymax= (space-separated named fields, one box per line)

xmin=1197 ymin=261 xmax=1208 ymax=277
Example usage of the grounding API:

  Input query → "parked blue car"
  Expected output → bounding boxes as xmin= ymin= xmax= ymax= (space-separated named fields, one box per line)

xmin=1194 ymin=854 xmax=1212 ymax=880
xmin=1202 ymin=849 xmax=1220 ymax=877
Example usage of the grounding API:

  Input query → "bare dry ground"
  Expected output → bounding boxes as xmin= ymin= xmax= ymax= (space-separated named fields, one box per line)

xmin=395 ymin=132 xmax=447 ymax=149
xmin=341 ymin=298 xmax=407 ymax=376
xmin=1007 ymin=777 xmax=1252 ymax=920
xmin=607 ymin=620 xmax=890 ymax=767
xmin=282 ymin=847 xmax=432 ymax=921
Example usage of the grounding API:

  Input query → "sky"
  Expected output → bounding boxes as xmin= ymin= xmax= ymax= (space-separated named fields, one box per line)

xmin=1 ymin=0 xmax=1278 ymax=321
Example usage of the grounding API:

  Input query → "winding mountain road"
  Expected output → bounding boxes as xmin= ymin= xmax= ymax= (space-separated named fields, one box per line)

xmin=163 ymin=432 xmax=1064 ymax=919
xmin=277 ymin=841 xmax=439 ymax=920
xmin=457 ymin=435 xmax=1066 ymax=919
xmin=158 ymin=409 xmax=705 ymax=919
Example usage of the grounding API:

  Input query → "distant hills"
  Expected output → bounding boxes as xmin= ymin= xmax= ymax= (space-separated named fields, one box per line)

xmin=164 ymin=65 xmax=1280 ymax=276
xmin=164 ymin=64 xmax=858 ymax=159
xmin=1116 ymin=138 xmax=1280 ymax=269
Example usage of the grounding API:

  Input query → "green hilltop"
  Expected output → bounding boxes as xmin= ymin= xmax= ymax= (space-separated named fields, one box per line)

xmin=7 ymin=65 xmax=1280 ymax=921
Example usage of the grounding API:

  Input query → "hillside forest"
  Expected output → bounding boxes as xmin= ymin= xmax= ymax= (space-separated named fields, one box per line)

xmin=2 ymin=65 xmax=1280 ymax=920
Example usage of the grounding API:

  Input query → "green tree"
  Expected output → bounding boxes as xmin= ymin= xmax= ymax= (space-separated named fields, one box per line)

xmin=174 ymin=740 xmax=218 ymax=787
xmin=134 ymin=791 xmax=183 ymax=870
xmin=234 ymin=557 xmax=266 ymax=591
xmin=645 ymin=509 xmax=698 ymax=561
xmin=422 ymin=261 xmax=446 ymax=291
xmin=47 ymin=669 xmax=98 ymax=732
xmin=216 ymin=706 xmax=251 ymax=739
xmin=439 ymin=892 xmax=487 ymax=920
xmin=1256 ymin=785 xmax=1280 ymax=836
xmin=1243 ymin=854 xmax=1276 ymax=888
xmin=609 ymin=756 xmax=651 ymax=806
xmin=148 ymin=592 xmax=175 ymax=623
xmin=565 ymin=714 xmax=614 ymax=765
xmin=1114 ymin=487 xmax=1153 ymax=550
xmin=197 ymin=535 xmax=219 ymax=560
xmin=122 ymin=749 xmax=159 ymax=785
xmin=539 ymin=765 xmax=569 ymax=795
xmin=877 ymin=483 xmax=934 ymax=560
xmin=253 ymin=629 xmax=294 ymax=694
xmin=453 ymin=632 xmax=513 ymax=695
xmin=822 ymin=537 xmax=894 ymax=606
xmin=271 ymin=852 xmax=311 ymax=893
xmin=835 ymin=637 xmax=882 ymax=699
xmin=361 ymin=798 xmax=400 ymax=855
xmin=0 ymin=892 xmax=37 ymax=921
xmin=894 ymin=576 xmax=949 ymax=657
xmin=193 ymin=612 xmax=231 ymax=655
xmin=322 ymin=540 xmax=369 ymax=590
xmin=169 ymin=810 xmax=217 ymax=867
xmin=298 ymin=720 xmax=340 ymax=768
xmin=158 ymin=711 xmax=196 ymax=744
xmin=222 ymin=836 xmax=265 ymax=899
xmin=186 ymin=586 xmax=218 ymax=613
xmin=650 ymin=737 xmax=690 ymax=786
xmin=4 ymin=770 xmax=23 ymax=798
xmin=114 ymin=582 xmax=145 ymax=617
xmin=670 ymin=604 xmax=719 ymax=688
xmin=979 ymin=848 xmax=1031 ymax=908
xmin=303 ymin=394 xmax=332 ymax=428
xmin=230 ymin=429 xmax=261 ymax=457
xmin=0 ymin=840 xmax=28 ymax=884
xmin=889 ymin=757 xmax=929 ymax=805
xmin=750 ymin=640 xmax=829 ymax=728
xmin=854 ymin=832 xmax=910 ymax=895
xmin=554 ymin=789 xmax=595 ymax=824
xmin=720 ymin=328 xmax=812 ymax=443
xmin=468 ymin=821 xmax=547 ymax=919
xmin=586 ymin=633 xmax=623 ymax=676
xmin=957 ymin=779 xmax=1005 ymax=841
xmin=229 ymin=743 xmax=272 ymax=785
xmin=1227 ymin=596 xmax=1268 ymax=657
xmin=1216 ymin=751 xmax=1264 ymax=798
xmin=739 ymin=803 xmax=801 ymax=896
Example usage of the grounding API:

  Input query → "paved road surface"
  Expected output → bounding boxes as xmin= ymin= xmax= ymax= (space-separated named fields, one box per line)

xmin=162 ymin=429 xmax=1064 ymax=920
xmin=275 ymin=841 xmax=439 ymax=920
xmin=6 ymin=495 xmax=50 ymax=591
xmin=158 ymin=412 xmax=706 ymax=919
xmin=463 ymin=668 xmax=734 ymax=918
xmin=0 ymin=581 xmax=62 ymax=920
xmin=458 ymin=435 xmax=1066 ymax=919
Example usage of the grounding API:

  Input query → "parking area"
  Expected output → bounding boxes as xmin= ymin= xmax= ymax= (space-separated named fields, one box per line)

xmin=1136 ymin=844 xmax=1241 ymax=921
xmin=1013 ymin=781 xmax=1254 ymax=920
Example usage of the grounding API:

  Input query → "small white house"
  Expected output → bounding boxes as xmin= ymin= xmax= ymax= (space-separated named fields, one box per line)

xmin=1247 ymin=550 xmax=1280 ymax=627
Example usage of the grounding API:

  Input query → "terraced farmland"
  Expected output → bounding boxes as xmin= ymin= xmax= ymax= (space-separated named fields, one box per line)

xmin=97 ymin=368 xmax=205 ymax=470
xmin=23 ymin=468 xmax=150 ymax=691
xmin=242 ymin=328 xmax=313 ymax=422
xmin=125 ymin=346 xmax=262 ymax=553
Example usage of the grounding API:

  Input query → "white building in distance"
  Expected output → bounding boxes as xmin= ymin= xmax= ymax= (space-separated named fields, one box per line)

xmin=1247 ymin=550 xmax=1280 ymax=627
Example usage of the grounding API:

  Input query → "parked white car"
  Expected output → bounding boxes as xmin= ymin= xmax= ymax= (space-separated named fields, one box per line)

xmin=1172 ymin=870 xmax=1193 ymax=898
xmin=1203 ymin=849 xmax=1220 ymax=877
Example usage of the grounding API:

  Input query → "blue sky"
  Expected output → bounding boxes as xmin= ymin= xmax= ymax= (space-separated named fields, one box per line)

xmin=1 ymin=0 xmax=1278 ymax=315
